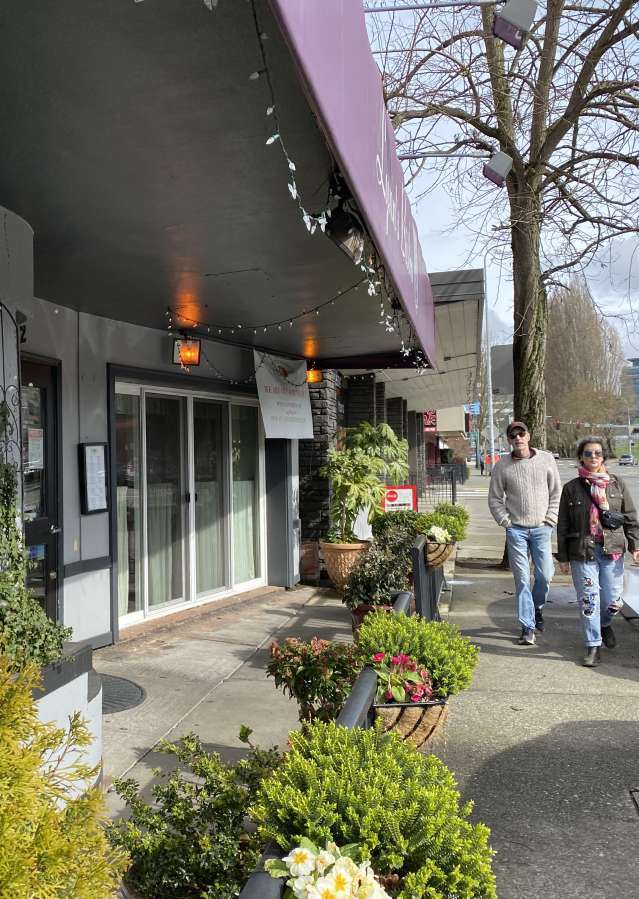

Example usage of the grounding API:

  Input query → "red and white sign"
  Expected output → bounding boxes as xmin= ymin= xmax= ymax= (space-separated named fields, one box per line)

xmin=383 ymin=485 xmax=417 ymax=512
xmin=423 ymin=410 xmax=437 ymax=433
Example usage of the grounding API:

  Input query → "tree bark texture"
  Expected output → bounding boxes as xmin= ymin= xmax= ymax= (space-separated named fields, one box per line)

xmin=510 ymin=188 xmax=547 ymax=447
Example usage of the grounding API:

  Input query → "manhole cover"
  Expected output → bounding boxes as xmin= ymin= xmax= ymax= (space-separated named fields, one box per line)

xmin=101 ymin=674 xmax=146 ymax=714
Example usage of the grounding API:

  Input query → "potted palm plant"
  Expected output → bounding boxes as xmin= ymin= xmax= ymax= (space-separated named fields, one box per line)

xmin=319 ymin=447 xmax=385 ymax=592
xmin=319 ymin=422 xmax=410 ymax=592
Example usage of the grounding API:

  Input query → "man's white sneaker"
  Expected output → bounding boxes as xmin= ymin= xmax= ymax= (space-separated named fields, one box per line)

xmin=518 ymin=627 xmax=536 ymax=645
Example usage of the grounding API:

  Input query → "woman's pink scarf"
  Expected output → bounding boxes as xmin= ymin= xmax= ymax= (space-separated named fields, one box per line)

xmin=578 ymin=466 xmax=621 ymax=559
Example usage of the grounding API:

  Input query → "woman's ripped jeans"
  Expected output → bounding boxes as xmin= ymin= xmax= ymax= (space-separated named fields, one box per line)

xmin=570 ymin=544 xmax=624 ymax=647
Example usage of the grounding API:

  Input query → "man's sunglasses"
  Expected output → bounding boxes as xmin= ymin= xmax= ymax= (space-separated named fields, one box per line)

xmin=509 ymin=429 xmax=526 ymax=438
xmin=583 ymin=449 xmax=603 ymax=458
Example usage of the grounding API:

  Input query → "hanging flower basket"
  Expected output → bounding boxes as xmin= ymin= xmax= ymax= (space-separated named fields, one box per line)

xmin=375 ymin=699 xmax=448 ymax=751
xmin=320 ymin=541 xmax=370 ymax=593
xmin=424 ymin=541 xmax=455 ymax=568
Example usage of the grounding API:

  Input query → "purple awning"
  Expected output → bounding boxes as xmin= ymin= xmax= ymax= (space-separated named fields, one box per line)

xmin=269 ymin=0 xmax=435 ymax=364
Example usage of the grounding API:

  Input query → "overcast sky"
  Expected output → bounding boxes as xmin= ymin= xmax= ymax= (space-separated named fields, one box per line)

xmin=363 ymin=7 xmax=639 ymax=359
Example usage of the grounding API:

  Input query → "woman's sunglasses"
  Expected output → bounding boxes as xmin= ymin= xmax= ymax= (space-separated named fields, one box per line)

xmin=582 ymin=450 xmax=603 ymax=458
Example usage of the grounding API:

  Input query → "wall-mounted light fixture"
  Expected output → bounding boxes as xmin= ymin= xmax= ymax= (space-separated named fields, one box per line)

xmin=306 ymin=369 xmax=323 ymax=384
xmin=173 ymin=337 xmax=201 ymax=367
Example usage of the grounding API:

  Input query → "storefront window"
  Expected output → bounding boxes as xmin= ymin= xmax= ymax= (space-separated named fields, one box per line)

xmin=145 ymin=395 xmax=186 ymax=607
xmin=115 ymin=393 xmax=142 ymax=616
xmin=194 ymin=400 xmax=226 ymax=594
xmin=231 ymin=405 xmax=259 ymax=583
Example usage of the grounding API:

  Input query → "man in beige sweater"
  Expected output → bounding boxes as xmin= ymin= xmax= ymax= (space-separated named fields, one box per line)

xmin=488 ymin=421 xmax=562 ymax=646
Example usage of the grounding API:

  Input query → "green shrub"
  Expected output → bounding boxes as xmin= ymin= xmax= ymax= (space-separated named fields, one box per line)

xmin=342 ymin=540 xmax=410 ymax=610
xmin=0 ymin=461 xmax=70 ymax=667
xmin=356 ymin=611 xmax=479 ymax=698
xmin=343 ymin=517 xmax=415 ymax=609
xmin=435 ymin=502 xmax=470 ymax=529
xmin=0 ymin=654 xmax=128 ymax=898
xmin=372 ymin=506 xmax=469 ymax=543
xmin=108 ymin=728 xmax=280 ymax=899
xmin=415 ymin=511 xmax=467 ymax=543
xmin=371 ymin=510 xmax=420 ymax=539
xmin=251 ymin=722 xmax=496 ymax=899
xmin=267 ymin=637 xmax=362 ymax=722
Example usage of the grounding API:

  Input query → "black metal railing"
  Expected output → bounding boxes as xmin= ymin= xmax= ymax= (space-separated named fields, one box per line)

xmin=238 ymin=590 xmax=413 ymax=899
xmin=418 ymin=464 xmax=464 ymax=508
xmin=411 ymin=536 xmax=444 ymax=621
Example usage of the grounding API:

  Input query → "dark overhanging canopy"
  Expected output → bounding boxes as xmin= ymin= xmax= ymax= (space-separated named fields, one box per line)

xmin=0 ymin=0 xmax=434 ymax=369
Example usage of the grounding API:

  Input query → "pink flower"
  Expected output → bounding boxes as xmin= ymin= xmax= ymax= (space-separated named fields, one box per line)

xmin=372 ymin=652 xmax=385 ymax=663
xmin=385 ymin=690 xmax=393 ymax=701
xmin=411 ymin=693 xmax=423 ymax=703
xmin=420 ymin=669 xmax=429 ymax=680
xmin=390 ymin=655 xmax=401 ymax=667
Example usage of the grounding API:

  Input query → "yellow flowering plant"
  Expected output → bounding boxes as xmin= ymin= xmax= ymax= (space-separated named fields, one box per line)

xmin=265 ymin=838 xmax=391 ymax=899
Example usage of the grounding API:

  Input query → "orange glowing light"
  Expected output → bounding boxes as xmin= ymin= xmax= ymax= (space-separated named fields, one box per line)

xmin=306 ymin=369 xmax=323 ymax=384
xmin=173 ymin=338 xmax=201 ymax=367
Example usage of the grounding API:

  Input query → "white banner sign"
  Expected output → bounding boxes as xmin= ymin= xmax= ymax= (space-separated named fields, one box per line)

xmin=254 ymin=351 xmax=314 ymax=439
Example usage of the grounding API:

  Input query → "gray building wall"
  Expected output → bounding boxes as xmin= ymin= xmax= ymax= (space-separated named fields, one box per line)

xmin=17 ymin=294 xmax=256 ymax=644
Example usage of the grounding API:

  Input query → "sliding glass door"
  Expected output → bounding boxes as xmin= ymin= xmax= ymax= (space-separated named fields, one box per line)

xmin=115 ymin=385 xmax=263 ymax=625
xmin=194 ymin=399 xmax=227 ymax=596
xmin=145 ymin=394 xmax=187 ymax=609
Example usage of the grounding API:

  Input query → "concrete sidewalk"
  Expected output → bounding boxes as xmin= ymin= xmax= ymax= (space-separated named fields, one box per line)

xmin=95 ymin=585 xmax=351 ymax=815
xmin=441 ymin=470 xmax=639 ymax=898
xmin=97 ymin=471 xmax=639 ymax=896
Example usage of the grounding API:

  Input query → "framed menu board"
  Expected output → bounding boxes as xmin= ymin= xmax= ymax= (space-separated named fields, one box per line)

xmin=78 ymin=443 xmax=109 ymax=515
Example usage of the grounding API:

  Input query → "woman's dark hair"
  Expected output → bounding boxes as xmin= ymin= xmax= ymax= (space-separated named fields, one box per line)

xmin=576 ymin=436 xmax=606 ymax=461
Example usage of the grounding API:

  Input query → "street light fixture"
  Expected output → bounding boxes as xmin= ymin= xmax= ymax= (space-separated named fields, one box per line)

xmin=492 ymin=0 xmax=538 ymax=49
xmin=364 ymin=0 xmax=539 ymax=51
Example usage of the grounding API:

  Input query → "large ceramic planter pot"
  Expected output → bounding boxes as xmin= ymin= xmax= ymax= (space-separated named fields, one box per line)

xmin=375 ymin=700 xmax=448 ymax=751
xmin=320 ymin=541 xmax=369 ymax=593
xmin=424 ymin=541 xmax=456 ymax=568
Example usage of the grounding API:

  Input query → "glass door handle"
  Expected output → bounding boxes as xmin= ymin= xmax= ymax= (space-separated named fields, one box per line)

xmin=49 ymin=525 xmax=62 ymax=534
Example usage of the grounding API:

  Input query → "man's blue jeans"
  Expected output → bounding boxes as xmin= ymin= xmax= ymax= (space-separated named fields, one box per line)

xmin=570 ymin=545 xmax=624 ymax=647
xmin=506 ymin=525 xmax=555 ymax=630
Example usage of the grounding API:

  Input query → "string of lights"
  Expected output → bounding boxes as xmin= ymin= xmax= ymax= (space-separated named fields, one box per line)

xmin=170 ymin=0 xmax=430 ymax=379
xmin=166 ymin=278 xmax=365 ymax=336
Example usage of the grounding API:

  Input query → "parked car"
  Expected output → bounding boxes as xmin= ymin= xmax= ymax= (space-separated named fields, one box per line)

xmin=618 ymin=454 xmax=636 ymax=466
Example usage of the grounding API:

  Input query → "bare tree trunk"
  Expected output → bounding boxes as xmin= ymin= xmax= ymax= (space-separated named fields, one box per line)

xmin=510 ymin=189 xmax=547 ymax=447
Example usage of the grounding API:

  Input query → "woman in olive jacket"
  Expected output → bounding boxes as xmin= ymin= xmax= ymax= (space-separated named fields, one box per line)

xmin=557 ymin=436 xmax=639 ymax=667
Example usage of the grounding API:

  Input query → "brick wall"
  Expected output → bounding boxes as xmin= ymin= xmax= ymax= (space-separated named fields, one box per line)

xmin=345 ymin=373 xmax=376 ymax=427
xmin=386 ymin=396 xmax=404 ymax=438
xmin=299 ymin=370 xmax=344 ymax=580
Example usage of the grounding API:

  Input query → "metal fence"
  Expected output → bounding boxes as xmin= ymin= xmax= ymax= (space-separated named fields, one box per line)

xmin=411 ymin=535 xmax=444 ymax=621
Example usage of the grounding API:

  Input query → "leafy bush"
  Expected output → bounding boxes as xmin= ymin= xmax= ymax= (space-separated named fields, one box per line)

xmin=267 ymin=637 xmax=362 ymax=722
xmin=343 ymin=517 xmax=415 ymax=609
xmin=435 ymin=502 xmax=470 ymax=530
xmin=0 ymin=461 xmax=70 ymax=667
xmin=251 ymin=722 xmax=496 ymax=899
xmin=356 ymin=611 xmax=479 ymax=698
xmin=372 ymin=504 xmax=469 ymax=543
xmin=342 ymin=422 xmax=409 ymax=485
xmin=0 ymin=653 xmax=128 ymax=898
xmin=108 ymin=727 xmax=280 ymax=899
xmin=342 ymin=541 xmax=410 ymax=610
xmin=371 ymin=511 xmax=420 ymax=539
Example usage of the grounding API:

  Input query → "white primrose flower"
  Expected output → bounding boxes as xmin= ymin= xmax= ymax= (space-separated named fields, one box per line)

xmin=315 ymin=849 xmax=337 ymax=874
xmin=283 ymin=846 xmax=317 ymax=877
xmin=426 ymin=524 xmax=452 ymax=544
xmin=292 ymin=875 xmax=315 ymax=899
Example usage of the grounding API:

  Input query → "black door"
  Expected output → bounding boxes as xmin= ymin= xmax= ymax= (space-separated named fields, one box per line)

xmin=21 ymin=360 xmax=61 ymax=621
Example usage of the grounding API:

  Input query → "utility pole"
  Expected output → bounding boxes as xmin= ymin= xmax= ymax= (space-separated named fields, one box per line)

xmin=483 ymin=261 xmax=496 ymax=474
xmin=628 ymin=407 xmax=633 ymax=457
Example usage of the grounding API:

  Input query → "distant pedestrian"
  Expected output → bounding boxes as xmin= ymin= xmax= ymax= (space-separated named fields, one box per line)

xmin=557 ymin=436 xmax=639 ymax=667
xmin=479 ymin=453 xmax=485 ymax=476
xmin=488 ymin=421 xmax=561 ymax=645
